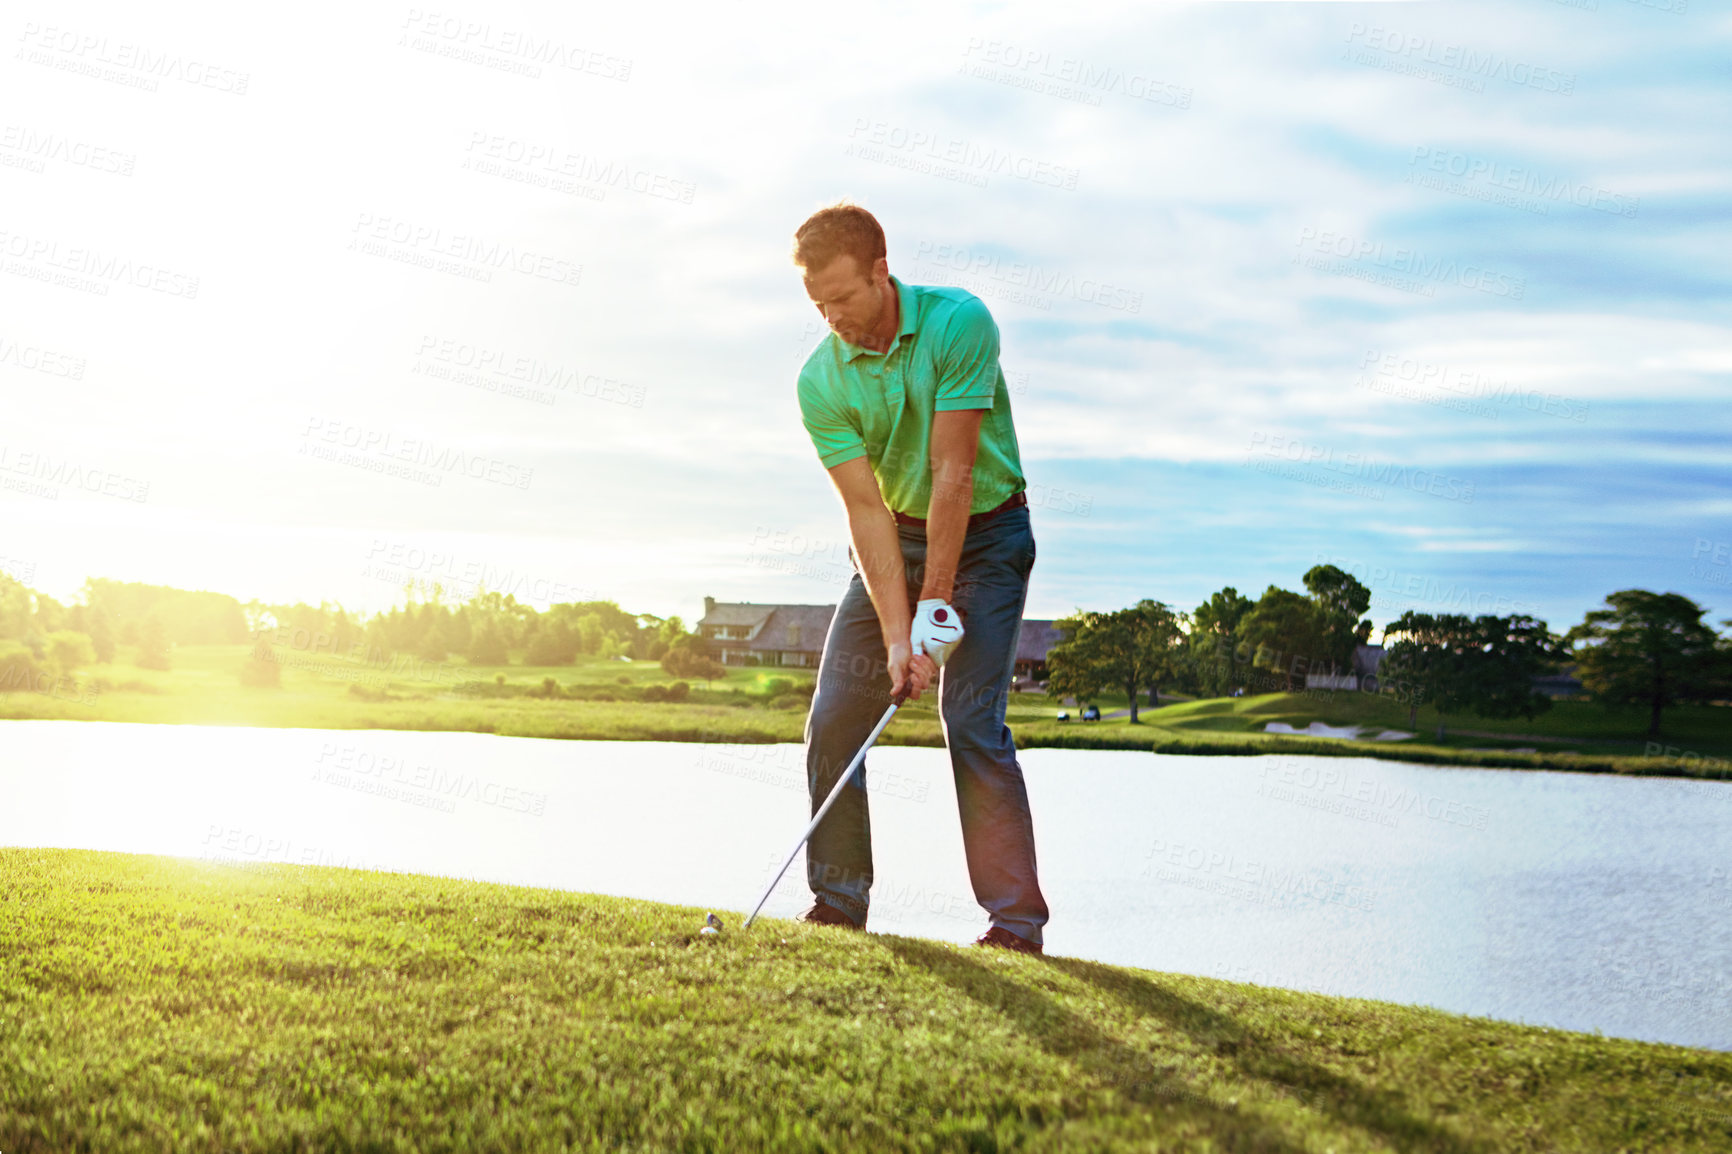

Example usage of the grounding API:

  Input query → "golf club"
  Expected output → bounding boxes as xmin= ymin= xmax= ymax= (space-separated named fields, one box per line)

xmin=741 ymin=683 xmax=911 ymax=930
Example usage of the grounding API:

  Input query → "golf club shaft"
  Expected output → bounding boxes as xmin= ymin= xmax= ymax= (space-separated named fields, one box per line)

xmin=742 ymin=688 xmax=909 ymax=929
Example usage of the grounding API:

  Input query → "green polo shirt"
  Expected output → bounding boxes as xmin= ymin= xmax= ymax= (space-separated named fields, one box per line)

xmin=796 ymin=275 xmax=1026 ymax=518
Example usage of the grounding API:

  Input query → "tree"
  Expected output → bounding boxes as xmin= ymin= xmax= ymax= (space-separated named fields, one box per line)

xmin=1378 ymin=614 xmax=1465 ymax=730
xmin=575 ymin=613 xmax=605 ymax=656
xmin=1045 ymin=600 xmax=1185 ymax=724
xmin=241 ymin=598 xmax=275 ymax=636
xmin=86 ymin=605 xmax=116 ymax=663
xmin=1239 ymin=586 xmax=1326 ymax=692
xmin=444 ymin=606 xmax=472 ymax=654
xmin=1044 ymin=611 xmax=1109 ymax=710
xmin=1302 ymin=564 xmax=1373 ymax=673
xmin=416 ymin=617 xmax=451 ymax=663
xmin=0 ymin=574 xmax=32 ymax=640
xmin=45 ymin=631 xmax=96 ymax=684
xmin=413 ymin=603 xmax=445 ymax=661
xmin=1566 ymin=590 xmax=1725 ymax=738
xmin=635 ymin=614 xmax=687 ymax=661
xmin=136 ymin=615 xmax=171 ymax=671
xmin=0 ymin=641 xmax=46 ymax=694
xmin=526 ymin=620 xmax=578 ymax=666
xmin=1381 ymin=612 xmax=1560 ymax=739
xmin=79 ymin=578 xmax=248 ymax=645
xmin=662 ymin=634 xmax=724 ymax=685
xmin=467 ymin=617 xmax=510 ymax=666
xmin=1465 ymin=615 xmax=1562 ymax=725
xmin=1187 ymin=586 xmax=1255 ymax=697
xmin=32 ymin=593 xmax=67 ymax=636
xmin=1128 ymin=601 xmax=1187 ymax=719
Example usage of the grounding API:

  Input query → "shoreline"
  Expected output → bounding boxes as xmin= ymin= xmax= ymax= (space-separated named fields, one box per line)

xmin=3 ymin=708 xmax=1727 ymax=783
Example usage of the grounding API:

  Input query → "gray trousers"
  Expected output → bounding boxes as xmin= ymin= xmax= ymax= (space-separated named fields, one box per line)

xmin=803 ymin=503 xmax=1050 ymax=945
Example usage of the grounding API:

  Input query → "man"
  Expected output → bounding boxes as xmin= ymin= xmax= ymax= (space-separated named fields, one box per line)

xmin=789 ymin=201 xmax=1049 ymax=954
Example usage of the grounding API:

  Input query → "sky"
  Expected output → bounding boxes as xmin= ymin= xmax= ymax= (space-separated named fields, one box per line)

xmin=1 ymin=0 xmax=1728 ymax=639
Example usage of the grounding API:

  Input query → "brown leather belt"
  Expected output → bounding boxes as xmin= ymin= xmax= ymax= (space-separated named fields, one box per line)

xmin=893 ymin=489 xmax=1027 ymax=530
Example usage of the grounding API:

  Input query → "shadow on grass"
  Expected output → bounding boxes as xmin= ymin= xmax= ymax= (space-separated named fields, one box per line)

xmin=878 ymin=936 xmax=1310 ymax=1151
xmin=879 ymin=936 xmax=1493 ymax=1154
xmin=1050 ymin=955 xmax=1498 ymax=1154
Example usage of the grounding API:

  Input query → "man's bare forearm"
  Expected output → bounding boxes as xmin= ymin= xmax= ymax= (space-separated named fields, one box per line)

xmin=921 ymin=408 xmax=985 ymax=604
xmin=848 ymin=501 xmax=913 ymax=649
xmin=919 ymin=468 xmax=974 ymax=603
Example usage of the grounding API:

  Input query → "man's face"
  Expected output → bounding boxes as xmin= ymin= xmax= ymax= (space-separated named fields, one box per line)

xmin=802 ymin=254 xmax=886 ymax=345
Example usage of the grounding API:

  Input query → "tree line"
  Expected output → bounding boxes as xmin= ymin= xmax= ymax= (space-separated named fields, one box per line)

xmin=0 ymin=573 xmax=705 ymax=693
xmin=1045 ymin=566 xmax=1731 ymax=738
xmin=4 ymin=567 xmax=1726 ymax=739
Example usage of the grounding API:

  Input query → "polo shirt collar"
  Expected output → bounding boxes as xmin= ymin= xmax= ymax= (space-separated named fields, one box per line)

xmin=839 ymin=274 xmax=918 ymax=362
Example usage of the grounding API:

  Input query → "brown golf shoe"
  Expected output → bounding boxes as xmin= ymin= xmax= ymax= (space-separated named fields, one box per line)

xmin=796 ymin=901 xmax=864 ymax=930
xmin=973 ymin=926 xmax=1043 ymax=955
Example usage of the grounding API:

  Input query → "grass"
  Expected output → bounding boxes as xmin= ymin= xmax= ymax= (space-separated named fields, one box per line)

xmin=1132 ymin=690 xmax=1732 ymax=754
xmin=1087 ymin=692 xmax=1732 ymax=778
xmin=4 ymin=848 xmax=1729 ymax=1152
xmin=2 ymin=644 xmax=1730 ymax=780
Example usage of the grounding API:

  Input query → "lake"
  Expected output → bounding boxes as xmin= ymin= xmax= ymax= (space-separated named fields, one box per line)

xmin=2 ymin=719 xmax=1727 ymax=1050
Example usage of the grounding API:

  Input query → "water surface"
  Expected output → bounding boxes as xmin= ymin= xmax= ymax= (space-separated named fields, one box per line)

xmin=2 ymin=720 xmax=1726 ymax=1050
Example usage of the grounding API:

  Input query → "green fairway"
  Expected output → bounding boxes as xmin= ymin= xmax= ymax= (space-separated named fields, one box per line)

xmin=3 ymin=849 xmax=1728 ymax=1152
xmin=1096 ymin=691 xmax=1732 ymax=774
xmin=2 ymin=644 xmax=1730 ymax=779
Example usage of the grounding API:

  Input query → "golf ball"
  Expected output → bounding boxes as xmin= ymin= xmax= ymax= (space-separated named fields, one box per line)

xmin=699 ymin=926 xmax=719 ymax=937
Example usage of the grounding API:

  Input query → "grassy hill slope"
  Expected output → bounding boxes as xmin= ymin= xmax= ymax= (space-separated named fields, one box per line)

xmin=2 ymin=849 xmax=1728 ymax=1152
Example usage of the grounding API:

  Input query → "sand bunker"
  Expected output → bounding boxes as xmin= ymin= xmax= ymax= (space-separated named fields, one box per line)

xmin=1264 ymin=721 xmax=1416 ymax=742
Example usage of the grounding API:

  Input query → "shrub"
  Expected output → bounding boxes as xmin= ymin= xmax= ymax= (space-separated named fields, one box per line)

xmin=642 ymin=684 xmax=667 ymax=703
xmin=591 ymin=691 xmax=616 ymax=703
xmin=46 ymin=631 xmax=97 ymax=680
xmin=667 ymin=681 xmax=690 ymax=702
xmin=764 ymin=677 xmax=794 ymax=699
xmin=769 ymin=693 xmax=807 ymax=710
xmin=0 ymin=642 xmax=47 ymax=694
xmin=662 ymin=640 xmax=726 ymax=684
xmin=617 ymin=675 xmax=632 ymax=685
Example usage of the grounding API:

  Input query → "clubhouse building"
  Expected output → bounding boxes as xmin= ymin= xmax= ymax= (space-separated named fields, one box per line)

xmin=699 ymin=597 xmax=1061 ymax=682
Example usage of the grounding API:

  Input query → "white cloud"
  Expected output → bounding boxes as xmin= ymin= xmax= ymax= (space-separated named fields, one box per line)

xmin=1 ymin=0 xmax=1725 ymax=631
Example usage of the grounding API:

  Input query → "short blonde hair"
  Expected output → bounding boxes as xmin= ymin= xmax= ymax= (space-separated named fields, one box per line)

xmin=792 ymin=201 xmax=886 ymax=276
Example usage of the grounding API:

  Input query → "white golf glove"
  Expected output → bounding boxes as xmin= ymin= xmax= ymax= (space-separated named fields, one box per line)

xmin=910 ymin=599 xmax=965 ymax=667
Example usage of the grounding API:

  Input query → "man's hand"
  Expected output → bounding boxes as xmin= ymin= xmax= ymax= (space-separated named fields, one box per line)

xmin=911 ymin=598 xmax=965 ymax=666
xmin=888 ymin=641 xmax=939 ymax=701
